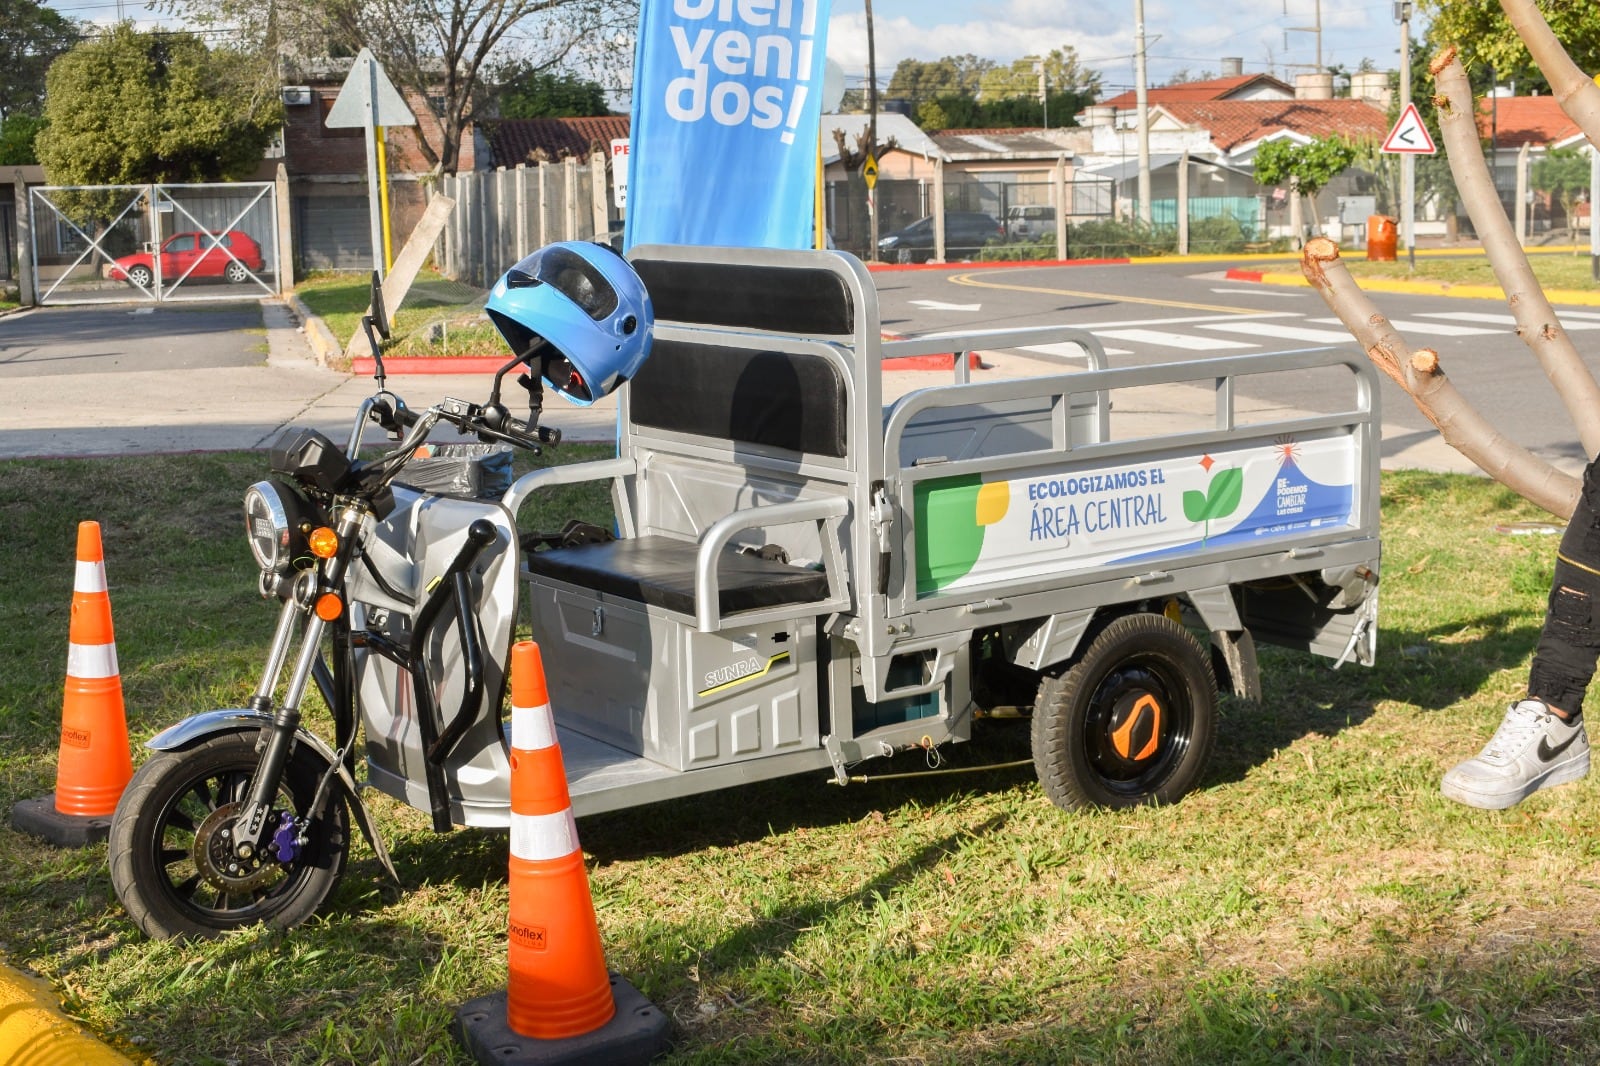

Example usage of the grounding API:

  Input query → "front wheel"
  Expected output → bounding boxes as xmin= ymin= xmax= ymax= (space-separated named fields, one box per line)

xmin=1031 ymin=613 xmax=1218 ymax=811
xmin=109 ymin=731 xmax=349 ymax=939
xmin=126 ymin=264 xmax=153 ymax=289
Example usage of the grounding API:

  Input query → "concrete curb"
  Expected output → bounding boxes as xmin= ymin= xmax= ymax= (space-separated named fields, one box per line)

xmin=287 ymin=294 xmax=345 ymax=369
xmin=0 ymin=962 xmax=138 ymax=1064
xmin=1223 ymin=266 xmax=1600 ymax=306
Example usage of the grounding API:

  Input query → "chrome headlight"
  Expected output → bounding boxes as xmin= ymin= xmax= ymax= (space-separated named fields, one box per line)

xmin=243 ymin=480 xmax=313 ymax=573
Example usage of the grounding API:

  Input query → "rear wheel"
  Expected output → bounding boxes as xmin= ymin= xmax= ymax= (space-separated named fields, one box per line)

xmin=109 ymin=731 xmax=348 ymax=939
xmin=1031 ymin=613 xmax=1217 ymax=810
xmin=224 ymin=260 xmax=249 ymax=283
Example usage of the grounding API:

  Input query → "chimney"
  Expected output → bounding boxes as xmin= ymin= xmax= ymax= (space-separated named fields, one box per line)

xmin=1221 ymin=57 xmax=1244 ymax=78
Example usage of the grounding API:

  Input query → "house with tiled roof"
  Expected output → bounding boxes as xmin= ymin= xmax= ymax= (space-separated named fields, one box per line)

xmin=1091 ymin=72 xmax=1294 ymax=113
xmin=1073 ymin=80 xmax=1394 ymax=241
xmin=487 ymin=116 xmax=631 ymax=166
xmin=1475 ymin=94 xmax=1590 ymax=231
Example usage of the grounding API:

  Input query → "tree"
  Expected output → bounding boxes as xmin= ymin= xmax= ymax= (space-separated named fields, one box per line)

xmin=977 ymin=49 xmax=1104 ymax=101
xmin=1419 ymin=0 xmax=1600 ymax=94
xmin=1304 ymin=0 xmax=1600 ymax=518
xmin=172 ymin=0 xmax=635 ymax=174
xmin=35 ymin=24 xmax=280 ymax=185
xmin=1253 ymin=135 xmax=1359 ymax=235
xmin=0 ymin=0 xmax=80 ymax=123
xmin=0 ymin=112 xmax=45 ymax=165
xmin=494 ymin=64 xmax=609 ymax=119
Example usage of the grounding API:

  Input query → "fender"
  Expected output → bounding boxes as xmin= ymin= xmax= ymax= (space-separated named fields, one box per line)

xmin=147 ymin=709 xmax=400 ymax=885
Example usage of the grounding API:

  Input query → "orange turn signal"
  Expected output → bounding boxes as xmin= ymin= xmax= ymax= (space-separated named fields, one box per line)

xmin=308 ymin=527 xmax=339 ymax=558
xmin=314 ymin=592 xmax=344 ymax=621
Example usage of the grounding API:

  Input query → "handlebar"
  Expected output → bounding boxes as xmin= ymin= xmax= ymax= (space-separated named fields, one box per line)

xmin=350 ymin=392 xmax=559 ymax=498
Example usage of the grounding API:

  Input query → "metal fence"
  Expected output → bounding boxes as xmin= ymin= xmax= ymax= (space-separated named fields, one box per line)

xmin=828 ymin=174 xmax=1121 ymax=262
xmin=435 ymin=155 xmax=614 ymax=288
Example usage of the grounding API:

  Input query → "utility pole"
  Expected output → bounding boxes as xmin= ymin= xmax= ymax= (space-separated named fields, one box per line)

xmin=866 ymin=0 xmax=879 ymax=260
xmin=1134 ymin=0 xmax=1152 ymax=225
xmin=1398 ymin=0 xmax=1415 ymax=269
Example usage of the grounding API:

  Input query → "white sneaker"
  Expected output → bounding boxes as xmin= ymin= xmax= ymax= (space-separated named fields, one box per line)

xmin=1441 ymin=699 xmax=1590 ymax=809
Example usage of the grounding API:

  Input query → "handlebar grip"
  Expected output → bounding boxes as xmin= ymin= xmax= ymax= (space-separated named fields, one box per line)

xmin=393 ymin=403 xmax=421 ymax=428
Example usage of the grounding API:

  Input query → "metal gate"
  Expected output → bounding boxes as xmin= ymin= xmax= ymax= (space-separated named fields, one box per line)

xmin=29 ymin=182 xmax=280 ymax=305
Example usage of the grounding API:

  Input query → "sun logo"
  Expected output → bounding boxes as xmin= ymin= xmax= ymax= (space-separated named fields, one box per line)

xmin=975 ymin=481 xmax=1010 ymax=526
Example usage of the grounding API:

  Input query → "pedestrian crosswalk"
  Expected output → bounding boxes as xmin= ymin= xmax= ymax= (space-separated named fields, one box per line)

xmin=1016 ymin=307 xmax=1600 ymax=359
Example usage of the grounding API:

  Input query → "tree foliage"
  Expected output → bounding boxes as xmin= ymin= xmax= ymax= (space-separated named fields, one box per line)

xmin=173 ymin=0 xmax=635 ymax=174
xmin=885 ymin=54 xmax=996 ymax=113
xmin=0 ymin=0 xmax=81 ymax=123
xmin=494 ymin=64 xmax=609 ymax=118
xmin=35 ymin=24 xmax=280 ymax=186
xmin=1420 ymin=0 xmax=1600 ymax=92
xmin=0 ymin=112 xmax=46 ymax=165
xmin=1253 ymin=135 xmax=1358 ymax=198
xmin=912 ymin=90 xmax=1091 ymax=131
xmin=977 ymin=47 xmax=1103 ymax=100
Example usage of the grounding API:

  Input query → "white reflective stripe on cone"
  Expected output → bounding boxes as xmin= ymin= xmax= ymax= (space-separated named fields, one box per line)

xmin=511 ymin=808 xmax=580 ymax=862
xmin=75 ymin=560 xmax=107 ymax=594
xmin=67 ymin=642 xmax=119 ymax=679
xmin=511 ymin=701 xmax=557 ymax=752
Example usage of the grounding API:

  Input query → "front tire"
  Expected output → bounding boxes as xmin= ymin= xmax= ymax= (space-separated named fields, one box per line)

xmin=1032 ymin=613 xmax=1218 ymax=811
xmin=109 ymin=731 xmax=349 ymax=939
xmin=126 ymin=264 xmax=153 ymax=289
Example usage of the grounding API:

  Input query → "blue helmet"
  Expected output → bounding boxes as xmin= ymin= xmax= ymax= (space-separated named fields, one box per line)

xmin=485 ymin=241 xmax=653 ymax=406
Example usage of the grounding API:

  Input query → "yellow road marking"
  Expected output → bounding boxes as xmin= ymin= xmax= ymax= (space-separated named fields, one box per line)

xmin=947 ymin=271 xmax=1275 ymax=316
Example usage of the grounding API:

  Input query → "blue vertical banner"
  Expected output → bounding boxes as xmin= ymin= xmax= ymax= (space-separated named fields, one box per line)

xmin=625 ymin=0 xmax=831 ymax=250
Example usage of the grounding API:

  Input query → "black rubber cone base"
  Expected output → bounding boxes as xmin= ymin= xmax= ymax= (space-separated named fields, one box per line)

xmin=10 ymin=793 xmax=112 ymax=847
xmin=454 ymin=972 xmax=672 ymax=1065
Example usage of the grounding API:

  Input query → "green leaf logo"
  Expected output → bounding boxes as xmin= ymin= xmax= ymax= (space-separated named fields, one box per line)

xmin=1185 ymin=466 xmax=1243 ymax=544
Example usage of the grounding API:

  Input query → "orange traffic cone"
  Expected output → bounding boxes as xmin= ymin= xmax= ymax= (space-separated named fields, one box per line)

xmin=453 ymin=641 xmax=671 ymax=1064
xmin=11 ymin=521 xmax=135 ymax=847
xmin=504 ymin=640 xmax=614 ymax=1038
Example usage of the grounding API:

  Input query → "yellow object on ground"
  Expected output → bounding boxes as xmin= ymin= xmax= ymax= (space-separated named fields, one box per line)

xmin=0 ymin=964 xmax=134 ymax=1065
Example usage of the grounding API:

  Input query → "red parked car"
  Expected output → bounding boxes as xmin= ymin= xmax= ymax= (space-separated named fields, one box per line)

xmin=109 ymin=231 xmax=265 ymax=288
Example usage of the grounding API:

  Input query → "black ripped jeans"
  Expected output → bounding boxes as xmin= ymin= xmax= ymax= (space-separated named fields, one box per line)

xmin=1530 ymin=458 xmax=1600 ymax=714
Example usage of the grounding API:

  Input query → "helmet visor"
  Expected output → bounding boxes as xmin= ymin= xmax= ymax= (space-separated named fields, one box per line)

xmin=505 ymin=246 xmax=619 ymax=321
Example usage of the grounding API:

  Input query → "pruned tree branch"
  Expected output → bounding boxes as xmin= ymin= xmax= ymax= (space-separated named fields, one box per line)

xmin=1431 ymin=48 xmax=1600 ymax=459
xmin=1301 ymin=236 xmax=1580 ymax=517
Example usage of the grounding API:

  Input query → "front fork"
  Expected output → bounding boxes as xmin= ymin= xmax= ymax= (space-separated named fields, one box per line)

xmin=229 ymin=507 xmax=365 ymax=861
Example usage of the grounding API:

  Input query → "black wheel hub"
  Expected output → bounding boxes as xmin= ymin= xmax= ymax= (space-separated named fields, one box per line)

xmin=193 ymin=802 xmax=281 ymax=893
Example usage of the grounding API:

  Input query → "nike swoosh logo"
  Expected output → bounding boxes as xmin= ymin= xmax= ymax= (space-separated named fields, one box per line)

xmin=1538 ymin=732 xmax=1581 ymax=762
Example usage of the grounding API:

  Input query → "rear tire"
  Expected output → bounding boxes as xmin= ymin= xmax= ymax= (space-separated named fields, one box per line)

xmin=1031 ymin=613 xmax=1218 ymax=810
xmin=109 ymin=731 xmax=348 ymax=939
xmin=224 ymin=260 xmax=249 ymax=283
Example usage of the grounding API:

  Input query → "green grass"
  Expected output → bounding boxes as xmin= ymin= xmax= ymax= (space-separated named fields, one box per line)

xmin=296 ymin=270 xmax=500 ymax=357
xmin=1344 ymin=248 xmax=1600 ymax=292
xmin=8 ymin=457 xmax=1600 ymax=1064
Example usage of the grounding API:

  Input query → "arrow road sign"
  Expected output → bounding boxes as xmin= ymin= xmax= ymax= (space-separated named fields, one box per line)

xmin=1382 ymin=102 xmax=1436 ymax=155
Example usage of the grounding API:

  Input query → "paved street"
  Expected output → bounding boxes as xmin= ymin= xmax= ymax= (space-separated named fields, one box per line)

xmin=1 ymin=255 xmax=1593 ymax=476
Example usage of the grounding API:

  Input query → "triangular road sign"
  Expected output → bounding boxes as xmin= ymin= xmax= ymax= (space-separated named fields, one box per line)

xmin=1382 ymin=102 xmax=1436 ymax=154
xmin=326 ymin=48 xmax=417 ymax=128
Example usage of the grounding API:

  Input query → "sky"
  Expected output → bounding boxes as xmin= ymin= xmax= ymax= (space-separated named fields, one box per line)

xmin=822 ymin=0 xmax=1420 ymax=97
xmin=41 ymin=0 xmax=1425 ymax=103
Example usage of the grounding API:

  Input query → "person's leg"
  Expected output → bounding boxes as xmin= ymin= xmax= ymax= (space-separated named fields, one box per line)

xmin=1441 ymin=461 xmax=1600 ymax=809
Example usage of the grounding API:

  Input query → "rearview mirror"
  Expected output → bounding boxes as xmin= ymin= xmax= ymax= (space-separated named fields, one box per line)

xmin=361 ymin=270 xmax=390 ymax=388
xmin=367 ymin=270 xmax=390 ymax=341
